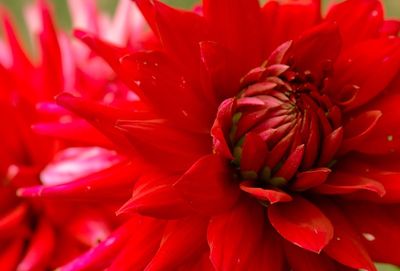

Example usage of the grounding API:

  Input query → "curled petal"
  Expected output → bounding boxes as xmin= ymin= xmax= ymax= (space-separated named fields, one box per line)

xmin=268 ymin=196 xmax=334 ymax=253
xmin=312 ymin=171 xmax=385 ymax=197
xmin=240 ymin=182 xmax=292 ymax=204
xmin=291 ymin=168 xmax=331 ymax=191
xmin=339 ymin=110 xmax=382 ymax=154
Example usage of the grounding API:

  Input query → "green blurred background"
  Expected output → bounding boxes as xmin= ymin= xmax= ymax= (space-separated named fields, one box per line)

xmin=0 ymin=0 xmax=398 ymax=270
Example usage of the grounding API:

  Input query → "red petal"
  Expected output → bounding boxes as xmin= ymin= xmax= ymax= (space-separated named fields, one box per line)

xmin=173 ymin=155 xmax=240 ymax=215
xmin=318 ymin=127 xmax=343 ymax=166
xmin=108 ymin=219 xmax=166 ymax=271
xmin=211 ymin=98 xmax=235 ymax=159
xmin=74 ymin=29 xmax=128 ymax=71
xmin=144 ymin=216 xmax=208 ymax=271
xmin=274 ymin=144 xmax=304 ymax=181
xmin=151 ymin=1 xmax=209 ymax=86
xmin=1 ymin=12 xmax=33 ymax=75
xmin=0 ymin=203 xmax=28 ymax=237
xmin=117 ymin=119 xmax=209 ymax=171
xmin=118 ymin=52 xmax=214 ymax=131
xmin=318 ymin=200 xmax=376 ymax=271
xmin=55 ymin=93 xmax=134 ymax=149
xmin=17 ymin=219 xmax=55 ymax=271
xmin=39 ymin=3 xmax=63 ymax=96
xmin=32 ymin=120 xmax=113 ymax=147
xmin=117 ymin=174 xmax=192 ymax=219
xmin=266 ymin=40 xmax=293 ymax=65
xmin=177 ymin=250 xmax=215 ymax=271
xmin=247 ymin=222 xmax=285 ymax=271
xmin=380 ymin=20 xmax=400 ymax=37
xmin=326 ymin=38 xmax=400 ymax=110
xmin=199 ymin=41 xmax=241 ymax=101
xmin=65 ymin=209 xmax=111 ymax=247
xmin=208 ymin=197 xmax=265 ymax=270
xmin=240 ymin=133 xmax=267 ymax=172
xmin=134 ymin=0 xmax=157 ymax=32
xmin=335 ymin=155 xmax=400 ymax=203
xmin=17 ymin=161 xmax=137 ymax=200
xmin=286 ymin=22 xmax=341 ymax=80
xmin=291 ymin=168 xmax=331 ymax=191
xmin=356 ymin=93 xmax=400 ymax=156
xmin=268 ymin=196 xmax=334 ymax=253
xmin=204 ymin=0 xmax=263 ymax=73
xmin=312 ymin=171 xmax=385 ymax=197
xmin=261 ymin=0 xmax=321 ymax=57
xmin=284 ymin=241 xmax=338 ymax=271
xmin=339 ymin=110 xmax=382 ymax=154
xmin=326 ymin=0 xmax=383 ymax=47
xmin=340 ymin=202 xmax=400 ymax=266
xmin=59 ymin=215 xmax=159 ymax=271
xmin=240 ymin=182 xmax=292 ymax=204
xmin=0 ymin=238 xmax=24 ymax=271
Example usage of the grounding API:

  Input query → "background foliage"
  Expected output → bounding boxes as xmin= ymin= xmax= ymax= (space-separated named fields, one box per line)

xmin=0 ymin=0 xmax=399 ymax=270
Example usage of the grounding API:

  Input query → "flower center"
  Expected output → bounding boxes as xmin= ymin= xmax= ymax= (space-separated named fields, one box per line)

xmin=214 ymin=62 xmax=344 ymax=190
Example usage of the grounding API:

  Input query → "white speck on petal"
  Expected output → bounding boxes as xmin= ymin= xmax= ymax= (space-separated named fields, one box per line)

xmin=363 ymin=233 xmax=376 ymax=241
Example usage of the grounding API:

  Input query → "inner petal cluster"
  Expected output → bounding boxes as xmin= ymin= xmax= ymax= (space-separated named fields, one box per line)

xmin=214 ymin=57 xmax=345 ymax=194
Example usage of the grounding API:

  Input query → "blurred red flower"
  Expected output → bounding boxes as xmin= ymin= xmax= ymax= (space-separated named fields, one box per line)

xmin=0 ymin=0 xmax=150 ymax=269
xmin=17 ymin=0 xmax=400 ymax=270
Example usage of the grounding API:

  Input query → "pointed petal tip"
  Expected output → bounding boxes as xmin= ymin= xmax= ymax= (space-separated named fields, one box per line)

xmin=115 ymin=199 xmax=136 ymax=216
xmin=73 ymin=29 xmax=90 ymax=40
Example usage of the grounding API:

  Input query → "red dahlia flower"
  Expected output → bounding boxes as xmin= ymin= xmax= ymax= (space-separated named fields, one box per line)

xmin=19 ymin=0 xmax=400 ymax=270
xmin=0 ymin=1 xmax=149 ymax=270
